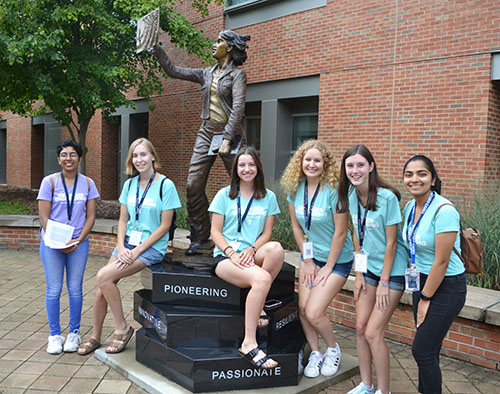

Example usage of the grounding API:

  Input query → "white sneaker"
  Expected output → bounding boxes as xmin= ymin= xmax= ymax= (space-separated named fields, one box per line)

xmin=304 ymin=351 xmax=323 ymax=378
xmin=63 ymin=332 xmax=81 ymax=352
xmin=321 ymin=343 xmax=341 ymax=376
xmin=347 ymin=382 xmax=375 ymax=394
xmin=374 ymin=390 xmax=391 ymax=394
xmin=47 ymin=335 xmax=65 ymax=354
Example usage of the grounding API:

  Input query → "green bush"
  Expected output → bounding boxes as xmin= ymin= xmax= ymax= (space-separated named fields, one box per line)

xmin=0 ymin=198 xmax=32 ymax=215
xmin=461 ymin=194 xmax=500 ymax=290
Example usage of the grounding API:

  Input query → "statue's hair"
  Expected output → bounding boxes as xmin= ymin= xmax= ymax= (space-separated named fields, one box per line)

xmin=281 ymin=139 xmax=339 ymax=199
xmin=219 ymin=30 xmax=250 ymax=66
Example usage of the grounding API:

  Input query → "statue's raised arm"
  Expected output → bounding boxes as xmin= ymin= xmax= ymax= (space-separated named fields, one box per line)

xmin=153 ymin=30 xmax=251 ymax=256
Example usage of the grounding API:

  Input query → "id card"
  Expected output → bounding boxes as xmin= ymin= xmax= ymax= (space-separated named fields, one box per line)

xmin=228 ymin=240 xmax=241 ymax=253
xmin=302 ymin=241 xmax=314 ymax=260
xmin=405 ymin=267 xmax=420 ymax=293
xmin=128 ymin=230 xmax=142 ymax=246
xmin=353 ymin=252 xmax=368 ymax=273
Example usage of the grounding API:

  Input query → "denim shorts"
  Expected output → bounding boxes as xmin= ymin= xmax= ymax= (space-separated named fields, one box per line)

xmin=112 ymin=236 xmax=163 ymax=267
xmin=313 ymin=259 xmax=353 ymax=279
xmin=363 ymin=269 xmax=404 ymax=291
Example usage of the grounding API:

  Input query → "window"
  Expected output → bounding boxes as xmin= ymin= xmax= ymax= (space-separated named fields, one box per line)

xmin=292 ymin=115 xmax=318 ymax=151
xmin=245 ymin=101 xmax=261 ymax=150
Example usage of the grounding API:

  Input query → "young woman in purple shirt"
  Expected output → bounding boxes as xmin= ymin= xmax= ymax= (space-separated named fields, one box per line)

xmin=37 ymin=140 xmax=100 ymax=354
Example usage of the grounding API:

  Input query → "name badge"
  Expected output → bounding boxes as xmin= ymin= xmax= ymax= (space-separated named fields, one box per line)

xmin=302 ymin=241 xmax=314 ymax=260
xmin=128 ymin=230 xmax=142 ymax=246
xmin=354 ymin=252 xmax=368 ymax=273
xmin=228 ymin=240 xmax=241 ymax=253
xmin=405 ymin=267 xmax=420 ymax=293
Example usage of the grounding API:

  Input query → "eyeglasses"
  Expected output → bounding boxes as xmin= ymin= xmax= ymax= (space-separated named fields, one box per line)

xmin=59 ymin=152 xmax=78 ymax=158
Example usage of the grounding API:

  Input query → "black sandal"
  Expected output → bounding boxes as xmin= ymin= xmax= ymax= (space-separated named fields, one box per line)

xmin=257 ymin=314 xmax=270 ymax=327
xmin=239 ymin=347 xmax=277 ymax=369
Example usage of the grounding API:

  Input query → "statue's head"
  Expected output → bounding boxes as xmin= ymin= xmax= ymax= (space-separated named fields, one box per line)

xmin=218 ymin=30 xmax=251 ymax=66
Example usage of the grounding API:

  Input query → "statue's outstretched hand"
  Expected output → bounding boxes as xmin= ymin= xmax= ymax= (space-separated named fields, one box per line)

xmin=218 ymin=139 xmax=231 ymax=155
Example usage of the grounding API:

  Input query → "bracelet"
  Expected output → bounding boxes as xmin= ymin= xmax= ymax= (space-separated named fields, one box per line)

xmin=223 ymin=246 xmax=233 ymax=255
xmin=380 ymin=277 xmax=389 ymax=283
xmin=251 ymin=245 xmax=257 ymax=254
xmin=227 ymin=249 xmax=236 ymax=257
xmin=379 ymin=281 xmax=389 ymax=287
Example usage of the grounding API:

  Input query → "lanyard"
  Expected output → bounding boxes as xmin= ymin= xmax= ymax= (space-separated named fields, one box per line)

xmin=60 ymin=172 xmax=78 ymax=221
xmin=406 ymin=191 xmax=435 ymax=265
xmin=135 ymin=171 xmax=156 ymax=222
xmin=237 ymin=184 xmax=255 ymax=233
xmin=357 ymin=198 xmax=369 ymax=250
xmin=303 ymin=180 xmax=321 ymax=233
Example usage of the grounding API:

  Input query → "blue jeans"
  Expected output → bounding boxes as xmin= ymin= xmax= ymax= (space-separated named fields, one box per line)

xmin=40 ymin=238 xmax=89 ymax=336
xmin=412 ymin=272 xmax=466 ymax=394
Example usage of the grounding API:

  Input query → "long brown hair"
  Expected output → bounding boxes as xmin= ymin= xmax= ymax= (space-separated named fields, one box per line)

xmin=337 ymin=144 xmax=400 ymax=212
xmin=229 ymin=147 xmax=267 ymax=199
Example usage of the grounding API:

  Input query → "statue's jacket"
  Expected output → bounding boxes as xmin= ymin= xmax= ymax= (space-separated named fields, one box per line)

xmin=153 ymin=46 xmax=246 ymax=143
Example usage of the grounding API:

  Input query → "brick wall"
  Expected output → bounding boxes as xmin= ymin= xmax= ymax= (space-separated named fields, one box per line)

xmin=0 ymin=227 xmax=116 ymax=256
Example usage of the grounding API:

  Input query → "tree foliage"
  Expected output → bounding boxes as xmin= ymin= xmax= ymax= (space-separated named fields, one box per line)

xmin=0 ymin=0 xmax=223 ymax=171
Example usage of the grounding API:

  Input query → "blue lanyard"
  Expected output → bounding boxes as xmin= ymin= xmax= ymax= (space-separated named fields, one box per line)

xmin=303 ymin=180 xmax=321 ymax=233
xmin=406 ymin=191 xmax=435 ymax=265
xmin=135 ymin=171 xmax=156 ymax=222
xmin=237 ymin=184 xmax=255 ymax=233
xmin=60 ymin=172 xmax=78 ymax=221
xmin=357 ymin=198 xmax=369 ymax=250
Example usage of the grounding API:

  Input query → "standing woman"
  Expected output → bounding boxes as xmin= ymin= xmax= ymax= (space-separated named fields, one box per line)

xmin=337 ymin=144 xmax=407 ymax=394
xmin=281 ymin=140 xmax=353 ymax=378
xmin=402 ymin=155 xmax=466 ymax=394
xmin=209 ymin=147 xmax=284 ymax=369
xmin=37 ymin=140 xmax=100 ymax=354
xmin=78 ymin=138 xmax=181 ymax=355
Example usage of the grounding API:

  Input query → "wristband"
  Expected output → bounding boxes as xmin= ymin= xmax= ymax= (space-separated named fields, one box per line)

xmin=251 ymin=245 xmax=257 ymax=254
xmin=223 ymin=246 xmax=233 ymax=255
xmin=380 ymin=277 xmax=389 ymax=282
xmin=379 ymin=281 xmax=389 ymax=287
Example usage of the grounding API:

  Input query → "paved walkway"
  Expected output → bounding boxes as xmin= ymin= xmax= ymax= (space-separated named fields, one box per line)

xmin=0 ymin=248 xmax=497 ymax=393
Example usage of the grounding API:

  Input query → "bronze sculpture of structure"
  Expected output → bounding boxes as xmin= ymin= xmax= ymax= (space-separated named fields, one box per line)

xmin=153 ymin=30 xmax=251 ymax=255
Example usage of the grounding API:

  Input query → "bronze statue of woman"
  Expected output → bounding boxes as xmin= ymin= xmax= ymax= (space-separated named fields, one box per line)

xmin=153 ymin=30 xmax=251 ymax=255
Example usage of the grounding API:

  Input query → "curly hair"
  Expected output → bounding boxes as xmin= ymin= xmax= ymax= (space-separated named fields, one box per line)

xmin=280 ymin=139 xmax=339 ymax=199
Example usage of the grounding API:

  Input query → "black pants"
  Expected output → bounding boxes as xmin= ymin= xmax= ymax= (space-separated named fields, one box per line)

xmin=412 ymin=272 xmax=466 ymax=394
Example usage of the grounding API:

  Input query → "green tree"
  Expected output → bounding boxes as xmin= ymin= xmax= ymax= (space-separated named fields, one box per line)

xmin=0 ymin=0 xmax=223 ymax=172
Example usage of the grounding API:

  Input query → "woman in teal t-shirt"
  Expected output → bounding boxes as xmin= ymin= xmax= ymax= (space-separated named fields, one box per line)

xmin=209 ymin=147 xmax=284 ymax=370
xmin=402 ymin=155 xmax=466 ymax=394
xmin=78 ymin=138 xmax=181 ymax=356
xmin=281 ymin=140 xmax=353 ymax=379
xmin=338 ymin=144 xmax=407 ymax=394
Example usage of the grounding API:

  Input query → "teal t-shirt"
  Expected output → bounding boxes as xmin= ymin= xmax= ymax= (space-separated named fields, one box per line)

xmin=402 ymin=193 xmax=464 ymax=276
xmin=119 ymin=176 xmax=182 ymax=255
xmin=209 ymin=186 xmax=280 ymax=257
xmin=349 ymin=187 xmax=408 ymax=276
xmin=287 ymin=180 xmax=353 ymax=263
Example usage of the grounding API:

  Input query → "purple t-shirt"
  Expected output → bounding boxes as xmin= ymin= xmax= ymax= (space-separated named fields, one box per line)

xmin=37 ymin=173 xmax=100 ymax=239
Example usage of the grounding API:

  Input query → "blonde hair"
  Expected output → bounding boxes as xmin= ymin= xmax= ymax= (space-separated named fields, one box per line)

xmin=125 ymin=138 xmax=161 ymax=175
xmin=280 ymin=139 xmax=339 ymax=199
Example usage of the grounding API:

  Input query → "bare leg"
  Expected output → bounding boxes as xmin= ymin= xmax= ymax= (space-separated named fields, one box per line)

xmin=354 ymin=283 xmax=377 ymax=387
xmin=89 ymin=287 xmax=107 ymax=342
xmin=302 ymin=272 xmax=347 ymax=349
xmin=96 ymin=257 xmax=146 ymax=333
xmin=365 ymin=288 xmax=403 ymax=394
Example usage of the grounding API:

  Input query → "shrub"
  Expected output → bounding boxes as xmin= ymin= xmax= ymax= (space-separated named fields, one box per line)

xmin=461 ymin=194 xmax=500 ymax=290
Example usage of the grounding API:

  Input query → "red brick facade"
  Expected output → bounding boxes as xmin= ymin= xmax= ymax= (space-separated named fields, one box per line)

xmin=1 ymin=0 xmax=499 ymax=203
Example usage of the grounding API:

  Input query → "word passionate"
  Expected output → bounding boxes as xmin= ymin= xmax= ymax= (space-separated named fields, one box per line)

xmin=212 ymin=366 xmax=281 ymax=380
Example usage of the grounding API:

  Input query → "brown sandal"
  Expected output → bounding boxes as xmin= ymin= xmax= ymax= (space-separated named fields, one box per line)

xmin=77 ymin=338 xmax=101 ymax=355
xmin=105 ymin=326 xmax=134 ymax=354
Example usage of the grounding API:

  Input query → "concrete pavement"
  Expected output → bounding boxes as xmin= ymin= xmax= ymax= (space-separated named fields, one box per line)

xmin=0 ymin=248 xmax=497 ymax=393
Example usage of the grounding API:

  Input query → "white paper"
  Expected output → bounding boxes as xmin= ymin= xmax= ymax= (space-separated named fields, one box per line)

xmin=354 ymin=251 xmax=368 ymax=273
xmin=302 ymin=241 xmax=314 ymax=260
xmin=44 ymin=219 xmax=77 ymax=249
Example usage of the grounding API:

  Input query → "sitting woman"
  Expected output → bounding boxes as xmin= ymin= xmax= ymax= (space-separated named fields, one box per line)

xmin=209 ymin=147 xmax=284 ymax=369
xmin=78 ymin=138 xmax=181 ymax=355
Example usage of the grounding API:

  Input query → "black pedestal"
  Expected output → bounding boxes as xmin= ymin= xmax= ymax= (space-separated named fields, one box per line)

xmin=134 ymin=256 xmax=305 ymax=392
